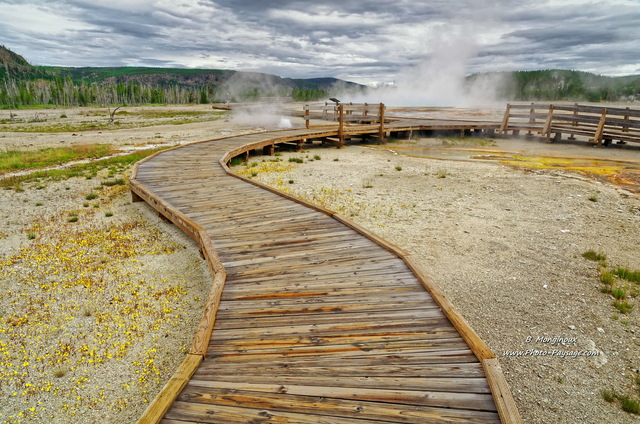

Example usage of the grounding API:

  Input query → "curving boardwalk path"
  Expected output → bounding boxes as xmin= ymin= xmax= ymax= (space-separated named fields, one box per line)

xmin=131 ymin=123 xmax=521 ymax=424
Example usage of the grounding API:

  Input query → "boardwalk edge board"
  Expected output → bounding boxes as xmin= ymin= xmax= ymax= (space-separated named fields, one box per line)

xmin=132 ymin=118 xmax=522 ymax=424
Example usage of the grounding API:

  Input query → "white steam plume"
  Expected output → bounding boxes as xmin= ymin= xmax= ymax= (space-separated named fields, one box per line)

xmin=349 ymin=0 xmax=511 ymax=108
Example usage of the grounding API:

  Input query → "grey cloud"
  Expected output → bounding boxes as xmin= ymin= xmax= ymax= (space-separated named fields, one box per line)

xmin=1 ymin=0 xmax=638 ymax=82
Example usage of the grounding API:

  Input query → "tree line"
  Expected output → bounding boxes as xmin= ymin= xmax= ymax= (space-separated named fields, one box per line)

xmin=1 ymin=75 xmax=331 ymax=108
xmin=475 ymin=70 xmax=640 ymax=103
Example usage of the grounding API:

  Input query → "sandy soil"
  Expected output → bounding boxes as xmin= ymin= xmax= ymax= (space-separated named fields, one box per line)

xmin=1 ymin=104 xmax=639 ymax=423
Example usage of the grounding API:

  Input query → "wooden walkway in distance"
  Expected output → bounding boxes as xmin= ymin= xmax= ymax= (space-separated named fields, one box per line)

xmin=131 ymin=121 xmax=521 ymax=424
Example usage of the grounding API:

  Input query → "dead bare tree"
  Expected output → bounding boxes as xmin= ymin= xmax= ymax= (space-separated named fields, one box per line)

xmin=108 ymin=106 xmax=122 ymax=123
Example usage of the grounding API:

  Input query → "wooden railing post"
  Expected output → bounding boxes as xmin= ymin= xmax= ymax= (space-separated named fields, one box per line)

xmin=305 ymin=105 xmax=310 ymax=129
xmin=527 ymin=103 xmax=535 ymax=135
xmin=379 ymin=103 xmax=386 ymax=144
xmin=594 ymin=108 xmax=607 ymax=145
xmin=624 ymin=107 xmax=630 ymax=133
xmin=499 ymin=103 xmax=511 ymax=133
xmin=543 ymin=104 xmax=554 ymax=139
xmin=338 ymin=103 xmax=344 ymax=146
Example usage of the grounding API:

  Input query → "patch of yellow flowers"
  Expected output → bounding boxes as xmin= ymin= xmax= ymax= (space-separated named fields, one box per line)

xmin=0 ymin=183 xmax=194 ymax=423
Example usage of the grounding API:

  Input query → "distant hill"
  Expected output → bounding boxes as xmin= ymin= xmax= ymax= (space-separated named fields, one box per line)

xmin=0 ymin=45 xmax=49 ymax=80
xmin=1 ymin=45 xmax=364 ymax=107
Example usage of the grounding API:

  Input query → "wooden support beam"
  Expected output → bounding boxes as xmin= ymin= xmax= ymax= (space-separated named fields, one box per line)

xmin=262 ymin=144 xmax=274 ymax=156
xmin=131 ymin=190 xmax=143 ymax=203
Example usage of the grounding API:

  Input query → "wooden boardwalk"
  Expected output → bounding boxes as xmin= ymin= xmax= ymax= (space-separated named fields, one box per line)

xmin=131 ymin=121 xmax=521 ymax=424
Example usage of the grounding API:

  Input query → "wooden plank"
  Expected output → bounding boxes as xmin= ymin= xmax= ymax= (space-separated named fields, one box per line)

xmin=174 ymin=387 xmax=501 ymax=422
xmin=208 ymin=348 xmax=479 ymax=367
xmin=182 ymin=381 xmax=497 ymax=412
xmin=188 ymin=374 xmax=492 ymax=394
xmin=200 ymin=362 xmax=485 ymax=378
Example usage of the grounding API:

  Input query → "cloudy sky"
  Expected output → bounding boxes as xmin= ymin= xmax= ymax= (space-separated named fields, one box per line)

xmin=1 ymin=0 xmax=639 ymax=85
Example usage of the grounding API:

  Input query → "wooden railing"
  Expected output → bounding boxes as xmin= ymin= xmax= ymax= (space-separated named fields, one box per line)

xmin=500 ymin=103 xmax=640 ymax=146
xmin=304 ymin=102 xmax=386 ymax=146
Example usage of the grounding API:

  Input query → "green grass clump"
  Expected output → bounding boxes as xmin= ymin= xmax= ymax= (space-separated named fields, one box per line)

xmin=395 ymin=166 xmax=402 ymax=171
xmin=583 ymin=250 xmax=607 ymax=263
xmin=0 ymin=144 xmax=116 ymax=173
xmin=611 ymin=286 xmax=627 ymax=300
xmin=229 ymin=157 xmax=244 ymax=166
xmin=613 ymin=300 xmax=634 ymax=314
xmin=600 ymin=270 xmax=615 ymax=285
xmin=313 ymin=155 xmax=321 ymax=160
xmin=101 ymin=178 xmax=126 ymax=187
xmin=602 ymin=390 xmax=616 ymax=403
xmin=85 ymin=193 xmax=98 ymax=200
xmin=588 ymin=194 xmax=599 ymax=202
xmin=614 ymin=268 xmax=640 ymax=284
xmin=619 ymin=395 xmax=640 ymax=414
xmin=288 ymin=158 xmax=304 ymax=163
xmin=0 ymin=146 xmax=168 ymax=190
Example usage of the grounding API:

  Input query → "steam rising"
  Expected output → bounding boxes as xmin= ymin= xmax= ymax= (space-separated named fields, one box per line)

xmin=348 ymin=1 xmax=510 ymax=108
xmin=352 ymin=36 xmax=508 ymax=108
xmin=230 ymin=103 xmax=291 ymax=129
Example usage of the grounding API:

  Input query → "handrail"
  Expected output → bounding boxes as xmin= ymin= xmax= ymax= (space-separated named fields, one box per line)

xmin=500 ymin=102 xmax=640 ymax=145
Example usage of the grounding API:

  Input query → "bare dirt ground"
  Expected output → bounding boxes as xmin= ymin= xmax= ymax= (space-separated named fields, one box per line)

xmin=1 ymin=103 xmax=639 ymax=423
